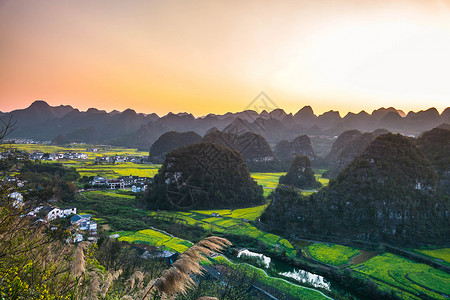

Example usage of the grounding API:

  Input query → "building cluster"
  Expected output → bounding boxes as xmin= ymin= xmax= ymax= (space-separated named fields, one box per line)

xmin=3 ymin=139 xmax=51 ymax=144
xmin=3 ymin=176 xmax=26 ymax=187
xmin=70 ymin=214 xmax=97 ymax=243
xmin=28 ymin=205 xmax=77 ymax=221
xmin=0 ymin=149 xmax=28 ymax=160
xmin=91 ymin=175 xmax=151 ymax=192
xmin=28 ymin=151 xmax=88 ymax=160
xmin=26 ymin=205 xmax=98 ymax=243
xmin=94 ymin=155 xmax=149 ymax=164
xmin=0 ymin=150 xmax=89 ymax=161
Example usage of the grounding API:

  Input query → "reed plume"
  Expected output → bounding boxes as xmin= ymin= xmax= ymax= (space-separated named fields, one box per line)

xmin=72 ymin=242 xmax=89 ymax=277
xmin=87 ymin=271 xmax=100 ymax=300
xmin=142 ymin=236 xmax=231 ymax=299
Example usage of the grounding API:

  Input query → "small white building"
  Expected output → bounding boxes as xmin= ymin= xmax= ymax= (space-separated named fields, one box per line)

xmin=46 ymin=207 xmax=62 ymax=221
xmin=8 ymin=192 xmax=24 ymax=208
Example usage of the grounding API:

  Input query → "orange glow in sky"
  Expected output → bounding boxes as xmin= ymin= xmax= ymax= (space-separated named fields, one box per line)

xmin=0 ymin=0 xmax=449 ymax=116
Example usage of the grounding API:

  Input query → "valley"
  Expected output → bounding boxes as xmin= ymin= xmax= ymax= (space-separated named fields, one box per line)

xmin=3 ymin=142 xmax=449 ymax=299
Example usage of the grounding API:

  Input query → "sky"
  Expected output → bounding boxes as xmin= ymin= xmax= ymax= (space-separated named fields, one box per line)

xmin=0 ymin=0 xmax=449 ymax=117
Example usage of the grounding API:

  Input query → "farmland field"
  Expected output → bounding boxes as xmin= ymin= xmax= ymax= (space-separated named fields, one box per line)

xmin=251 ymin=172 xmax=286 ymax=188
xmin=251 ymin=170 xmax=329 ymax=196
xmin=76 ymin=162 xmax=160 ymax=178
xmin=116 ymin=229 xmax=193 ymax=253
xmin=307 ymin=243 xmax=359 ymax=266
xmin=192 ymin=204 xmax=268 ymax=221
xmin=148 ymin=206 xmax=297 ymax=258
xmin=11 ymin=144 xmax=331 ymax=196
xmin=10 ymin=144 xmax=161 ymax=178
xmin=351 ymin=253 xmax=450 ymax=299
xmin=10 ymin=143 xmax=149 ymax=158
xmin=416 ymin=248 xmax=450 ymax=264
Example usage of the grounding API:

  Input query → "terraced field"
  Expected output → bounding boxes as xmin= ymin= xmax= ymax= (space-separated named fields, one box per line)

xmin=351 ymin=253 xmax=450 ymax=299
xmin=148 ymin=205 xmax=297 ymax=258
xmin=116 ymin=229 xmax=193 ymax=253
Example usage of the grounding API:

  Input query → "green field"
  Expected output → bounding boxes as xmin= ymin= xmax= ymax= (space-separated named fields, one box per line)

xmin=352 ymin=253 xmax=450 ymax=299
xmin=149 ymin=205 xmax=297 ymax=258
xmin=251 ymin=172 xmax=286 ymax=188
xmin=10 ymin=144 xmax=161 ymax=178
xmin=251 ymin=172 xmax=285 ymax=196
xmin=307 ymin=243 xmax=359 ymax=266
xmin=11 ymin=143 xmax=148 ymax=157
xmin=416 ymin=248 xmax=450 ymax=264
xmin=12 ymin=144 xmax=330 ymax=196
xmin=213 ymin=256 xmax=330 ymax=300
xmin=76 ymin=162 xmax=160 ymax=178
xmin=251 ymin=171 xmax=328 ymax=196
xmin=116 ymin=229 xmax=193 ymax=253
xmin=192 ymin=204 xmax=268 ymax=221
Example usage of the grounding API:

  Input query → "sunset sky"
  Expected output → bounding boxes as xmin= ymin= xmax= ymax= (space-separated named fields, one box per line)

xmin=1 ymin=0 xmax=449 ymax=117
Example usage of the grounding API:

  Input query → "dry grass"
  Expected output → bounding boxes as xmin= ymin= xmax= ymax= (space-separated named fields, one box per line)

xmin=142 ymin=236 xmax=231 ymax=299
xmin=72 ymin=242 xmax=90 ymax=278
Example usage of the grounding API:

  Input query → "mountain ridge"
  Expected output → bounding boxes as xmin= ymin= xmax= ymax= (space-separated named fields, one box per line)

xmin=3 ymin=100 xmax=448 ymax=151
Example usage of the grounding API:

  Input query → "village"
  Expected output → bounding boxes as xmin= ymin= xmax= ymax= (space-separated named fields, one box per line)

xmin=89 ymin=175 xmax=151 ymax=192
xmin=0 ymin=148 xmax=149 ymax=164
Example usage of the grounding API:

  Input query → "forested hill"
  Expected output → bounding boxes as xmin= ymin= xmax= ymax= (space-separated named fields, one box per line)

xmin=144 ymin=142 xmax=264 ymax=210
xmin=149 ymin=131 xmax=202 ymax=163
xmin=417 ymin=127 xmax=450 ymax=195
xmin=262 ymin=133 xmax=450 ymax=246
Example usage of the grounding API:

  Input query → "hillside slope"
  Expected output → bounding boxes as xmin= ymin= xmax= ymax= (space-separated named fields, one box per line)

xmin=262 ymin=133 xmax=449 ymax=246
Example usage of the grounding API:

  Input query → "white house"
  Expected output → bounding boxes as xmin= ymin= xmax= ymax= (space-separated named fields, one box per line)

xmin=70 ymin=214 xmax=96 ymax=234
xmin=92 ymin=176 xmax=107 ymax=185
xmin=71 ymin=214 xmax=91 ymax=230
xmin=8 ymin=192 xmax=24 ymax=208
xmin=46 ymin=207 xmax=62 ymax=221
xmin=61 ymin=207 xmax=77 ymax=217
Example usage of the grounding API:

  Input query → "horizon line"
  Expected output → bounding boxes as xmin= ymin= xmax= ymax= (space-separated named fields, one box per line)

xmin=1 ymin=99 xmax=448 ymax=118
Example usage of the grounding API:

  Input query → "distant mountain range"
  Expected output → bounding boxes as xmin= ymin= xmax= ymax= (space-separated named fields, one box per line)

xmin=2 ymin=100 xmax=449 ymax=150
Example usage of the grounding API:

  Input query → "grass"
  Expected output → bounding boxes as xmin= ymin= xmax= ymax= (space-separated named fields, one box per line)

xmin=351 ymin=253 xmax=450 ymax=299
xmin=70 ymin=190 xmax=148 ymax=231
xmin=307 ymin=243 xmax=359 ymax=266
xmin=116 ymin=229 xmax=193 ymax=253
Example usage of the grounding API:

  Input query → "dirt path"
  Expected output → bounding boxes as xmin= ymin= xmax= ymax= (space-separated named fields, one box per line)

xmin=350 ymin=250 xmax=378 ymax=265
